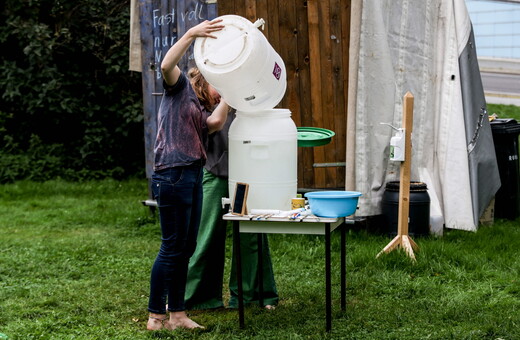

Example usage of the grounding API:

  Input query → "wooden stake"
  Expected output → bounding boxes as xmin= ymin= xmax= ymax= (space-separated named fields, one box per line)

xmin=377 ymin=92 xmax=418 ymax=261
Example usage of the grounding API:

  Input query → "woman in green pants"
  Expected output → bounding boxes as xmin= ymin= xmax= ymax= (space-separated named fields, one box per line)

xmin=184 ymin=68 xmax=278 ymax=310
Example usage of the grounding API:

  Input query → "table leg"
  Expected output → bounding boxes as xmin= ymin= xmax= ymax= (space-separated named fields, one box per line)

xmin=257 ymin=234 xmax=264 ymax=307
xmin=341 ymin=222 xmax=346 ymax=311
xmin=233 ymin=221 xmax=245 ymax=328
xmin=325 ymin=222 xmax=332 ymax=332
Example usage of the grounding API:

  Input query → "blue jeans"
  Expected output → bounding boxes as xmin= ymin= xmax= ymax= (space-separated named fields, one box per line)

xmin=148 ymin=164 xmax=204 ymax=313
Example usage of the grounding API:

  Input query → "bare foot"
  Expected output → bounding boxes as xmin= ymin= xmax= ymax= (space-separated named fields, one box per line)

xmin=146 ymin=313 xmax=168 ymax=330
xmin=166 ymin=311 xmax=205 ymax=330
xmin=265 ymin=305 xmax=276 ymax=310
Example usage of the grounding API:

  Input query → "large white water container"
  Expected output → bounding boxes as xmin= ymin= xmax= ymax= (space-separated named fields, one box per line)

xmin=229 ymin=109 xmax=297 ymax=211
xmin=194 ymin=15 xmax=286 ymax=112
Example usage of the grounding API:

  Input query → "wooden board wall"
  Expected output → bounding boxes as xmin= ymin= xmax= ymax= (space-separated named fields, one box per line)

xmin=139 ymin=0 xmax=351 ymax=190
xmin=218 ymin=0 xmax=351 ymax=189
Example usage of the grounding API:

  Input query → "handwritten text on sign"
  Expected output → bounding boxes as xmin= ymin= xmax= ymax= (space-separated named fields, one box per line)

xmin=152 ymin=3 xmax=206 ymax=79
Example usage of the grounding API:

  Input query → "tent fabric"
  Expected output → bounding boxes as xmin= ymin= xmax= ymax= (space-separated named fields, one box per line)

xmin=347 ymin=0 xmax=500 ymax=232
xmin=459 ymin=28 xmax=501 ymax=224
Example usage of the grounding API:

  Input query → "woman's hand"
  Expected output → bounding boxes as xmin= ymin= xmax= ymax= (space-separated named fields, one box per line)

xmin=186 ymin=19 xmax=225 ymax=39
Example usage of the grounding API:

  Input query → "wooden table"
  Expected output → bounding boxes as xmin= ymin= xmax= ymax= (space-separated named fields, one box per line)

xmin=223 ymin=213 xmax=353 ymax=331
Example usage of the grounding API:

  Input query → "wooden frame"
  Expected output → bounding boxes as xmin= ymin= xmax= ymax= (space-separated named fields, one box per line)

xmin=377 ymin=92 xmax=419 ymax=260
xmin=232 ymin=182 xmax=249 ymax=216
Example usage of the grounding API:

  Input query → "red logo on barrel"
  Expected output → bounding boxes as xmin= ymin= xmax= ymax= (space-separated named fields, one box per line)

xmin=273 ymin=62 xmax=282 ymax=80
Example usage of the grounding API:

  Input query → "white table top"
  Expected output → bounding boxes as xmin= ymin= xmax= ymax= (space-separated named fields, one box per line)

xmin=223 ymin=213 xmax=350 ymax=235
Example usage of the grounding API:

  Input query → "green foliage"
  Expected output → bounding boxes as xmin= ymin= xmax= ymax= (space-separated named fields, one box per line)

xmin=1 ymin=180 xmax=519 ymax=339
xmin=0 ymin=134 xmax=63 ymax=182
xmin=0 ymin=0 xmax=144 ymax=183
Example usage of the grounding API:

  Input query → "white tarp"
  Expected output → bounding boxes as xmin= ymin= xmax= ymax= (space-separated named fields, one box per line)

xmin=347 ymin=0 xmax=500 ymax=233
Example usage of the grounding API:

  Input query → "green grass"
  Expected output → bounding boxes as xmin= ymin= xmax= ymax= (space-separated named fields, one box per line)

xmin=1 ymin=178 xmax=519 ymax=340
xmin=488 ymin=103 xmax=520 ymax=121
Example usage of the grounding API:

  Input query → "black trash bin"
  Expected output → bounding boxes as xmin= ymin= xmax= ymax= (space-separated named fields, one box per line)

xmin=381 ymin=181 xmax=430 ymax=237
xmin=490 ymin=118 xmax=520 ymax=220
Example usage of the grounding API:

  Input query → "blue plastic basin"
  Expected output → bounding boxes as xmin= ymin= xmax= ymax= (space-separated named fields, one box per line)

xmin=305 ymin=191 xmax=362 ymax=218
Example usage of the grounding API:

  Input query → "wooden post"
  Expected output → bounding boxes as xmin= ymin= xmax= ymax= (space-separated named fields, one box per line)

xmin=377 ymin=92 xmax=419 ymax=260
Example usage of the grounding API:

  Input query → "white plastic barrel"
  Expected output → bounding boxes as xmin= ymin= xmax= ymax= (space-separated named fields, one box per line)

xmin=194 ymin=15 xmax=287 ymax=112
xmin=228 ymin=109 xmax=297 ymax=211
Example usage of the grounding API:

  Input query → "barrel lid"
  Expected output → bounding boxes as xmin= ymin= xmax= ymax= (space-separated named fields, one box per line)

xmin=385 ymin=181 xmax=428 ymax=191
xmin=297 ymin=127 xmax=335 ymax=147
xmin=194 ymin=15 xmax=254 ymax=73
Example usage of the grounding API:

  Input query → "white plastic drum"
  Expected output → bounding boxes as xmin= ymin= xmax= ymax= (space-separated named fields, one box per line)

xmin=194 ymin=15 xmax=287 ymax=112
xmin=228 ymin=109 xmax=297 ymax=211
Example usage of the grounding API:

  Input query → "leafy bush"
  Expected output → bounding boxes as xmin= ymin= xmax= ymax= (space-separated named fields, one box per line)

xmin=0 ymin=0 xmax=145 ymax=183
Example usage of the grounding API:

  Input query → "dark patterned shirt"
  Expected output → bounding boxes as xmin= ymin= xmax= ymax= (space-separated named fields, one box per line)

xmin=204 ymin=110 xmax=235 ymax=178
xmin=153 ymin=72 xmax=209 ymax=171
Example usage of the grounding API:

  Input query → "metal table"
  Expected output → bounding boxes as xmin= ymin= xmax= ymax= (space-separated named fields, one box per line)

xmin=223 ymin=213 xmax=351 ymax=331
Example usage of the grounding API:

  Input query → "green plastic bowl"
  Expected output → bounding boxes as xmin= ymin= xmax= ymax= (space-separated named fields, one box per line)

xmin=297 ymin=127 xmax=335 ymax=147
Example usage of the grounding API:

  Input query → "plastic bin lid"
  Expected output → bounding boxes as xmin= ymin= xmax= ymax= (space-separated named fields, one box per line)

xmin=490 ymin=118 xmax=517 ymax=125
xmin=490 ymin=118 xmax=520 ymax=134
xmin=297 ymin=127 xmax=335 ymax=147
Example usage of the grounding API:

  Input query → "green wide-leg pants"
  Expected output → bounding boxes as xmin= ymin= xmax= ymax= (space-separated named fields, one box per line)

xmin=185 ymin=170 xmax=278 ymax=310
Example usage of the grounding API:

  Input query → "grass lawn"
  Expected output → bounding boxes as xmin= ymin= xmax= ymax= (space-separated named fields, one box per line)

xmin=1 ymin=102 xmax=519 ymax=340
xmin=0 ymin=178 xmax=519 ymax=340
xmin=488 ymin=103 xmax=520 ymax=121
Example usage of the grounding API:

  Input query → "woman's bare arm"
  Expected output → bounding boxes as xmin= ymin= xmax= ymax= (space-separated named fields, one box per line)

xmin=206 ymin=101 xmax=230 ymax=134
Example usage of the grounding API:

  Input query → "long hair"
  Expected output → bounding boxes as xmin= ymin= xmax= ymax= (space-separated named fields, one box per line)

xmin=188 ymin=67 xmax=215 ymax=112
